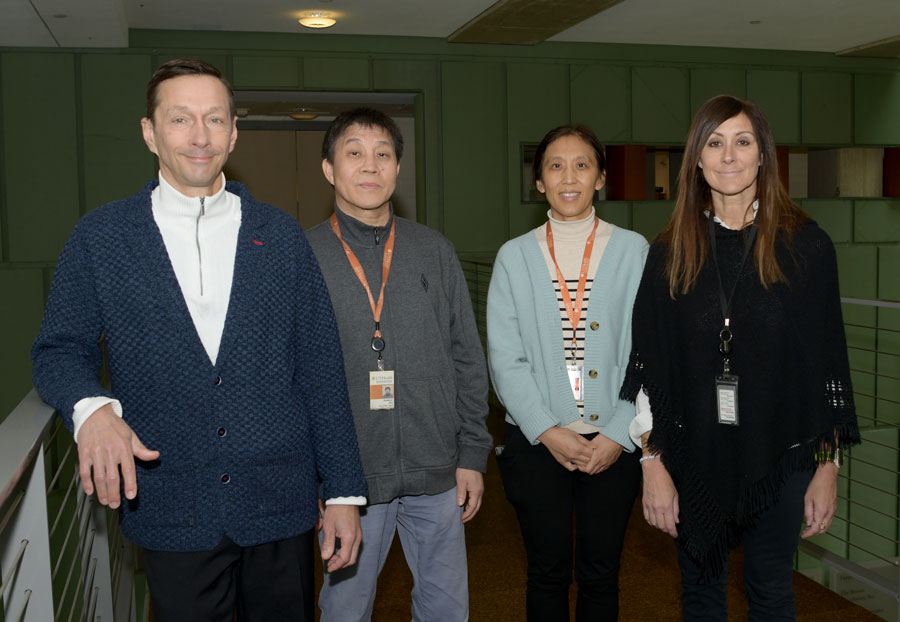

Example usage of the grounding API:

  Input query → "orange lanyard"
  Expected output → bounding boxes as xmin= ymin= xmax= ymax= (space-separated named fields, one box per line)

xmin=329 ymin=213 xmax=396 ymax=350
xmin=546 ymin=217 xmax=599 ymax=356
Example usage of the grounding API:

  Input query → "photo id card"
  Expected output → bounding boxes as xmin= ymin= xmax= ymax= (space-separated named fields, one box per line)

xmin=369 ymin=370 xmax=395 ymax=410
xmin=715 ymin=374 xmax=739 ymax=425
xmin=567 ymin=364 xmax=584 ymax=402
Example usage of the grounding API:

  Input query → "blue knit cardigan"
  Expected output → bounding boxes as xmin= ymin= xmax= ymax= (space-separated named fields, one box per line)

xmin=32 ymin=180 xmax=367 ymax=552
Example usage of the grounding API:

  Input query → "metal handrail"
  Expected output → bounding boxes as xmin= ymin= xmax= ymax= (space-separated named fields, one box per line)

xmin=0 ymin=539 xmax=29 ymax=596
xmin=0 ymin=392 xmax=57 ymax=522
xmin=841 ymin=297 xmax=900 ymax=310
xmin=0 ymin=390 xmax=136 ymax=621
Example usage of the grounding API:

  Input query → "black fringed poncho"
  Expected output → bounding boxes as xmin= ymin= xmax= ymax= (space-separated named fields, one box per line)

xmin=620 ymin=219 xmax=860 ymax=573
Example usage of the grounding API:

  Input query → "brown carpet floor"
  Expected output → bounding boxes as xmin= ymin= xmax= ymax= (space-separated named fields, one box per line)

xmin=314 ymin=409 xmax=882 ymax=621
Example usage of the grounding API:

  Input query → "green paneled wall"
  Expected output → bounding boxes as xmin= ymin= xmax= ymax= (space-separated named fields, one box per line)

xmin=303 ymin=57 xmax=369 ymax=89
xmin=747 ymin=70 xmax=801 ymax=144
xmin=570 ymin=65 xmax=630 ymax=143
xmin=800 ymin=199 xmax=853 ymax=244
xmin=836 ymin=246 xmax=878 ymax=299
xmin=507 ymin=62 xmax=569 ymax=238
xmin=632 ymin=200 xmax=675 ymax=243
xmin=854 ymin=199 xmax=900 ymax=243
xmin=2 ymin=53 xmax=80 ymax=262
xmin=880 ymin=247 xmax=900 ymax=302
xmin=855 ymin=73 xmax=900 ymax=145
xmin=802 ymin=71 xmax=853 ymax=144
xmin=1 ymin=29 xmax=900 ymax=424
xmin=596 ymin=201 xmax=631 ymax=230
xmin=631 ymin=67 xmax=690 ymax=144
xmin=80 ymin=54 xmax=156 ymax=211
xmin=232 ymin=55 xmax=301 ymax=88
xmin=441 ymin=61 xmax=507 ymax=252
xmin=373 ymin=59 xmax=441 ymax=226
xmin=690 ymin=68 xmax=747 ymax=113
xmin=0 ymin=269 xmax=44 ymax=417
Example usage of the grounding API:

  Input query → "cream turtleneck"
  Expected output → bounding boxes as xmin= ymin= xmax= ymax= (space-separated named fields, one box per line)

xmin=535 ymin=206 xmax=611 ymax=279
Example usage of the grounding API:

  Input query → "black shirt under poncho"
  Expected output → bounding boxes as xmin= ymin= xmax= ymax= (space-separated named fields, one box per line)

xmin=620 ymin=218 xmax=860 ymax=573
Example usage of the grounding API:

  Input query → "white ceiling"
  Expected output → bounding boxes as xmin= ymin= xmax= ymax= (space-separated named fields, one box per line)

xmin=1 ymin=0 xmax=898 ymax=53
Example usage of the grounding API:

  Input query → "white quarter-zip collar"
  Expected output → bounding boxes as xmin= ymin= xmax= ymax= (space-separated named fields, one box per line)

xmin=156 ymin=171 xmax=230 ymax=219
xmin=151 ymin=171 xmax=242 ymax=366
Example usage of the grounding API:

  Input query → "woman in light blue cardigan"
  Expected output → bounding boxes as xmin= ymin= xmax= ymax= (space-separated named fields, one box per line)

xmin=487 ymin=125 xmax=647 ymax=621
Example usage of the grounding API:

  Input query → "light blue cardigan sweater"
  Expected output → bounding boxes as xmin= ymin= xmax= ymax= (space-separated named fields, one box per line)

xmin=487 ymin=222 xmax=648 ymax=449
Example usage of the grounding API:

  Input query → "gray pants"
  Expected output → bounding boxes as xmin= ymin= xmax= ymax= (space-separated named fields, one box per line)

xmin=318 ymin=487 xmax=469 ymax=622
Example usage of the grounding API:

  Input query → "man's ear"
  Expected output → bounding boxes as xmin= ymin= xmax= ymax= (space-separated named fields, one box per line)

xmin=141 ymin=118 xmax=158 ymax=155
xmin=322 ymin=158 xmax=335 ymax=185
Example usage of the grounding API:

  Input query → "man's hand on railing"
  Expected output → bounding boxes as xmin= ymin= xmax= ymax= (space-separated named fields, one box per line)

xmin=77 ymin=404 xmax=160 ymax=509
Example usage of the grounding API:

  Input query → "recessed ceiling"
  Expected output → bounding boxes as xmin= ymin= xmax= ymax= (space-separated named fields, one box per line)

xmin=448 ymin=0 xmax=625 ymax=45
xmin=1 ymin=0 xmax=897 ymax=55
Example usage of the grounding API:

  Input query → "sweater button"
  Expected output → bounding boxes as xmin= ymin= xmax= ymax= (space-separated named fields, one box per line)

xmin=217 ymin=427 xmax=227 ymax=437
xmin=588 ymin=369 xmax=598 ymax=379
xmin=590 ymin=322 xmax=599 ymax=331
xmin=214 ymin=376 xmax=222 ymax=385
xmin=221 ymin=474 xmax=230 ymax=484
xmin=589 ymin=414 xmax=599 ymax=422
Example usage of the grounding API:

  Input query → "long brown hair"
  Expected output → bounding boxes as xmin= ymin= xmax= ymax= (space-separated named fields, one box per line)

xmin=660 ymin=95 xmax=806 ymax=297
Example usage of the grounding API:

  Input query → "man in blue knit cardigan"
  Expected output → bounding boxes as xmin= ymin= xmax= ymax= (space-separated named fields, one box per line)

xmin=31 ymin=59 xmax=367 ymax=621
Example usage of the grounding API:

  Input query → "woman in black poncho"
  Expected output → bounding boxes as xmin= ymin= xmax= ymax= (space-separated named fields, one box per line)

xmin=620 ymin=95 xmax=860 ymax=621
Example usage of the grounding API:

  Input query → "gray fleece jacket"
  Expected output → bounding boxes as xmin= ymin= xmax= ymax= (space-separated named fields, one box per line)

xmin=306 ymin=208 xmax=492 ymax=504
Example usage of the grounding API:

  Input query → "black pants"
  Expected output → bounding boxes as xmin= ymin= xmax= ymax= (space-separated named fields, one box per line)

xmin=497 ymin=423 xmax=641 ymax=622
xmin=677 ymin=468 xmax=814 ymax=621
xmin=144 ymin=530 xmax=315 ymax=622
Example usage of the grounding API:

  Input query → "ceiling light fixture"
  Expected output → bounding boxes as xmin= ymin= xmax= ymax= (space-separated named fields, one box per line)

xmin=299 ymin=12 xmax=336 ymax=29
xmin=289 ymin=112 xmax=319 ymax=120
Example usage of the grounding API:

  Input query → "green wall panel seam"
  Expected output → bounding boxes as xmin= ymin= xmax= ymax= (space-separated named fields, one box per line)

xmin=412 ymin=92 xmax=426 ymax=226
xmin=798 ymin=69 xmax=804 ymax=146
xmin=851 ymin=72 xmax=856 ymax=145
xmin=74 ymin=54 xmax=87 ymax=217
xmin=502 ymin=62 xmax=510 ymax=243
xmin=434 ymin=62 xmax=444 ymax=233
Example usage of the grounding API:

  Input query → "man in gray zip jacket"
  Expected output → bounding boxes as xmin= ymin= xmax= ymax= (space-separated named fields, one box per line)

xmin=306 ymin=108 xmax=492 ymax=622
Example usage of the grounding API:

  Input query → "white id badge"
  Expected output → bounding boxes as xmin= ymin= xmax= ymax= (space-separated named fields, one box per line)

xmin=567 ymin=364 xmax=584 ymax=401
xmin=369 ymin=370 xmax=395 ymax=410
xmin=715 ymin=374 xmax=739 ymax=425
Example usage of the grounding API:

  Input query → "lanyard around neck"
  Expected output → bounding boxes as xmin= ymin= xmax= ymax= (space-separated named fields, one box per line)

xmin=708 ymin=215 xmax=757 ymax=327
xmin=329 ymin=213 xmax=396 ymax=346
xmin=546 ymin=217 xmax=599 ymax=354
